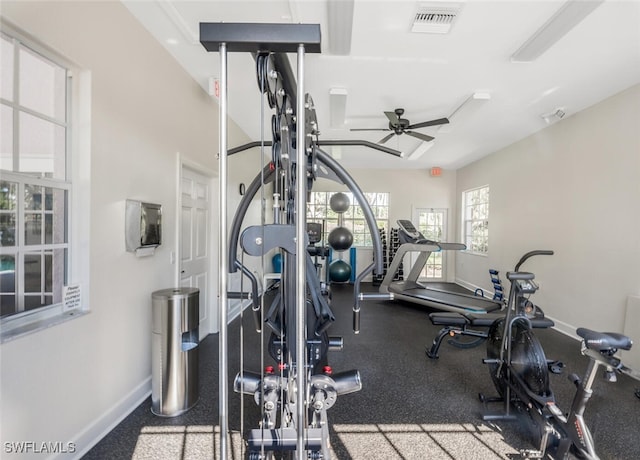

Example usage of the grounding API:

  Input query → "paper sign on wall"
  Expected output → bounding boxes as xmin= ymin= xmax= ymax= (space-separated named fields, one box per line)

xmin=63 ymin=285 xmax=82 ymax=312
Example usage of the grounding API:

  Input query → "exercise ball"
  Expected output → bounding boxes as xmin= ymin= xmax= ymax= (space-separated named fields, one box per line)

xmin=329 ymin=259 xmax=351 ymax=283
xmin=272 ymin=253 xmax=282 ymax=273
xmin=328 ymin=226 xmax=353 ymax=252
xmin=329 ymin=192 xmax=350 ymax=213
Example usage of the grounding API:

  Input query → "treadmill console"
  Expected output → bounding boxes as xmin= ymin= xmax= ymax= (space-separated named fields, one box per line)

xmin=397 ymin=220 xmax=423 ymax=242
xmin=306 ymin=222 xmax=322 ymax=245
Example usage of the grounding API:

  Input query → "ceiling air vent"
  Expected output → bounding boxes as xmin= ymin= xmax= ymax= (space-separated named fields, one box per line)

xmin=411 ymin=3 xmax=463 ymax=34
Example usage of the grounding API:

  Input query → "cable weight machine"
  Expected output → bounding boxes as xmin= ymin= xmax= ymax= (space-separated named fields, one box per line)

xmin=200 ymin=23 xmax=389 ymax=459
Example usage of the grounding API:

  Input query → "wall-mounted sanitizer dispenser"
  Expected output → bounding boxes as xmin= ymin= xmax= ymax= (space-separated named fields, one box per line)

xmin=126 ymin=200 xmax=162 ymax=256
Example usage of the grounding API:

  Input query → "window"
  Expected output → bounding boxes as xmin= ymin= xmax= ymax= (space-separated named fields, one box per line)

xmin=1 ymin=27 xmax=87 ymax=340
xmin=307 ymin=192 xmax=388 ymax=247
xmin=462 ymin=185 xmax=489 ymax=255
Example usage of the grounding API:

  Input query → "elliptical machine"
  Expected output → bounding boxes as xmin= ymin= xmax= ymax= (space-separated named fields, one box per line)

xmin=480 ymin=250 xmax=636 ymax=459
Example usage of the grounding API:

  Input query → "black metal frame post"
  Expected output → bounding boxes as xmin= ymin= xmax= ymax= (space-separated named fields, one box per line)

xmin=200 ymin=22 xmax=321 ymax=460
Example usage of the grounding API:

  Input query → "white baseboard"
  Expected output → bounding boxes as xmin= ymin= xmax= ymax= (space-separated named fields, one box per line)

xmin=454 ymin=277 xmax=489 ymax=296
xmin=55 ymin=377 xmax=152 ymax=460
xmin=546 ymin=315 xmax=579 ymax=340
xmin=456 ymin=278 xmax=582 ymax=343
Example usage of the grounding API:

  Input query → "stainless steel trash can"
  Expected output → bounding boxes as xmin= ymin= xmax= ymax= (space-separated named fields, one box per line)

xmin=151 ymin=287 xmax=199 ymax=416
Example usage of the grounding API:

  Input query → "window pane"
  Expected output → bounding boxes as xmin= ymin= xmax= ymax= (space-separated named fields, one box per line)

xmin=1 ymin=104 xmax=13 ymax=170
xmin=25 ymin=184 xmax=43 ymax=210
xmin=0 ymin=181 xmax=17 ymax=210
xmin=1 ymin=35 xmax=13 ymax=101
xmin=24 ymin=295 xmax=45 ymax=311
xmin=0 ymin=181 xmax=17 ymax=247
xmin=24 ymin=213 xmax=42 ymax=245
xmin=19 ymin=46 xmax=66 ymax=121
xmin=0 ymin=294 xmax=16 ymax=318
xmin=44 ymin=252 xmax=52 ymax=291
xmin=24 ymin=252 xmax=41 ymax=292
xmin=47 ymin=187 xmax=66 ymax=244
xmin=51 ymin=248 xmax=65 ymax=298
xmin=0 ymin=214 xmax=16 ymax=247
xmin=0 ymin=254 xmax=16 ymax=274
xmin=19 ymin=112 xmax=66 ymax=179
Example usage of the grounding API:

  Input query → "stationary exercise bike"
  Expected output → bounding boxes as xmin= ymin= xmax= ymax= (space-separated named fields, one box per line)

xmin=480 ymin=250 xmax=635 ymax=459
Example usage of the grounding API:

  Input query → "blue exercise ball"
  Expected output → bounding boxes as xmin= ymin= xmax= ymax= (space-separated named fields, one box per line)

xmin=329 ymin=259 xmax=351 ymax=283
xmin=272 ymin=253 xmax=282 ymax=273
xmin=328 ymin=226 xmax=353 ymax=252
xmin=329 ymin=192 xmax=350 ymax=213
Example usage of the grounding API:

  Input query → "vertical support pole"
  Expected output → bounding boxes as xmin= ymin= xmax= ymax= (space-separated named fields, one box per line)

xmin=218 ymin=42 xmax=229 ymax=460
xmin=295 ymin=43 xmax=306 ymax=460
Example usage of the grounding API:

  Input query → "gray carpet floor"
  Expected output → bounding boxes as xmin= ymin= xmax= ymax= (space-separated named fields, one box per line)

xmin=84 ymin=283 xmax=640 ymax=459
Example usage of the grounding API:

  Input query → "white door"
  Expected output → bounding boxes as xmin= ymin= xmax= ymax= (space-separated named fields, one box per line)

xmin=413 ymin=208 xmax=448 ymax=281
xmin=180 ymin=167 xmax=214 ymax=339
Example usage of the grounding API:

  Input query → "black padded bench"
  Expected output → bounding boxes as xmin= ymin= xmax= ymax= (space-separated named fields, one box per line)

xmin=426 ymin=311 xmax=554 ymax=359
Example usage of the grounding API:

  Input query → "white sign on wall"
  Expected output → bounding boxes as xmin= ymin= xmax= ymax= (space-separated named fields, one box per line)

xmin=63 ymin=284 xmax=82 ymax=312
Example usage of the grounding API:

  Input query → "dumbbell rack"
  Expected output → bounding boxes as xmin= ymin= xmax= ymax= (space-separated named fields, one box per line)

xmin=389 ymin=227 xmax=404 ymax=281
xmin=372 ymin=227 xmax=387 ymax=286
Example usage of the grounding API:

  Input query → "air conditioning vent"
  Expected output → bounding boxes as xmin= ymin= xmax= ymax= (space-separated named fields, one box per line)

xmin=411 ymin=3 xmax=463 ymax=34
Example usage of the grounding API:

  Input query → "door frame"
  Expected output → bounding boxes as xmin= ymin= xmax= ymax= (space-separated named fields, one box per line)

xmin=176 ymin=155 xmax=218 ymax=336
xmin=412 ymin=207 xmax=449 ymax=282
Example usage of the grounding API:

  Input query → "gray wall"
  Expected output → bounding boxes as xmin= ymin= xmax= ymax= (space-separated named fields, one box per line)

xmin=455 ymin=84 xmax=640 ymax=344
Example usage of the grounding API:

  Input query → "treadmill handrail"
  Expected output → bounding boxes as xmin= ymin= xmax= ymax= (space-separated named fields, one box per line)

xmin=379 ymin=243 xmax=441 ymax=293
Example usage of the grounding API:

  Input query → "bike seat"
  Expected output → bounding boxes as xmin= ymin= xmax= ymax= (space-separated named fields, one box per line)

xmin=576 ymin=328 xmax=633 ymax=352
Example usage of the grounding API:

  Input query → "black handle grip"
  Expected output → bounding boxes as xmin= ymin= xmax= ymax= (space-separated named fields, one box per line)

xmin=514 ymin=250 xmax=554 ymax=271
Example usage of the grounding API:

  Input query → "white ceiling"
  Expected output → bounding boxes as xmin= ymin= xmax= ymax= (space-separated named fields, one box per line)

xmin=123 ymin=0 xmax=640 ymax=170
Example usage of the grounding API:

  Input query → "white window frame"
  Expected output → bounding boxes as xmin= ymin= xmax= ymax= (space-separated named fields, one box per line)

xmin=462 ymin=185 xmax=489 ymax=256
xmin=307 ymin=191 xmax=389 ymax=248
xmin=0 ymin=23 xmax=90 ymax=342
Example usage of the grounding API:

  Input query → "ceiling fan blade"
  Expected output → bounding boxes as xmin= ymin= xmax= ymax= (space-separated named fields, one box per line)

xmin=350 ymin=128 xmax=391 ymax=132
xmin=384 ymin=111 xmax=400 ymax=126
xmin=407 ymin=117 xmax=449 ymax=130
xmin=378 ymin=132 xmax=396 ymax=144
xmin=405 ymin=131 xmax=434 ymax=142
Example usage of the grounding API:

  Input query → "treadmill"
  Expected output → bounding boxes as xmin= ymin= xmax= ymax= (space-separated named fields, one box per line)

xmin=379 ymin=220 xmax=501 ymax=314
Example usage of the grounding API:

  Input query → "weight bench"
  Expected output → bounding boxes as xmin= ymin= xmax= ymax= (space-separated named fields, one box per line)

xmin=426 ymin=311 xmax=555 ymax=359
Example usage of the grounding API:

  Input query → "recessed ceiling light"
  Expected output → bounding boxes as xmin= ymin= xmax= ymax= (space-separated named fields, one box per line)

xmin=166 ymin=38 xmax=179 ymax=45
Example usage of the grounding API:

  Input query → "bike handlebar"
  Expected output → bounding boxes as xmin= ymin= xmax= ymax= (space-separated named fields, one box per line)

xmin=514 ymin=250 xmax=554 ymax=272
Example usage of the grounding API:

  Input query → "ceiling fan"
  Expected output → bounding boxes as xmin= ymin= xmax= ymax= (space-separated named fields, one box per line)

xmin=351 ymin=108 xmax=449 ymax=144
